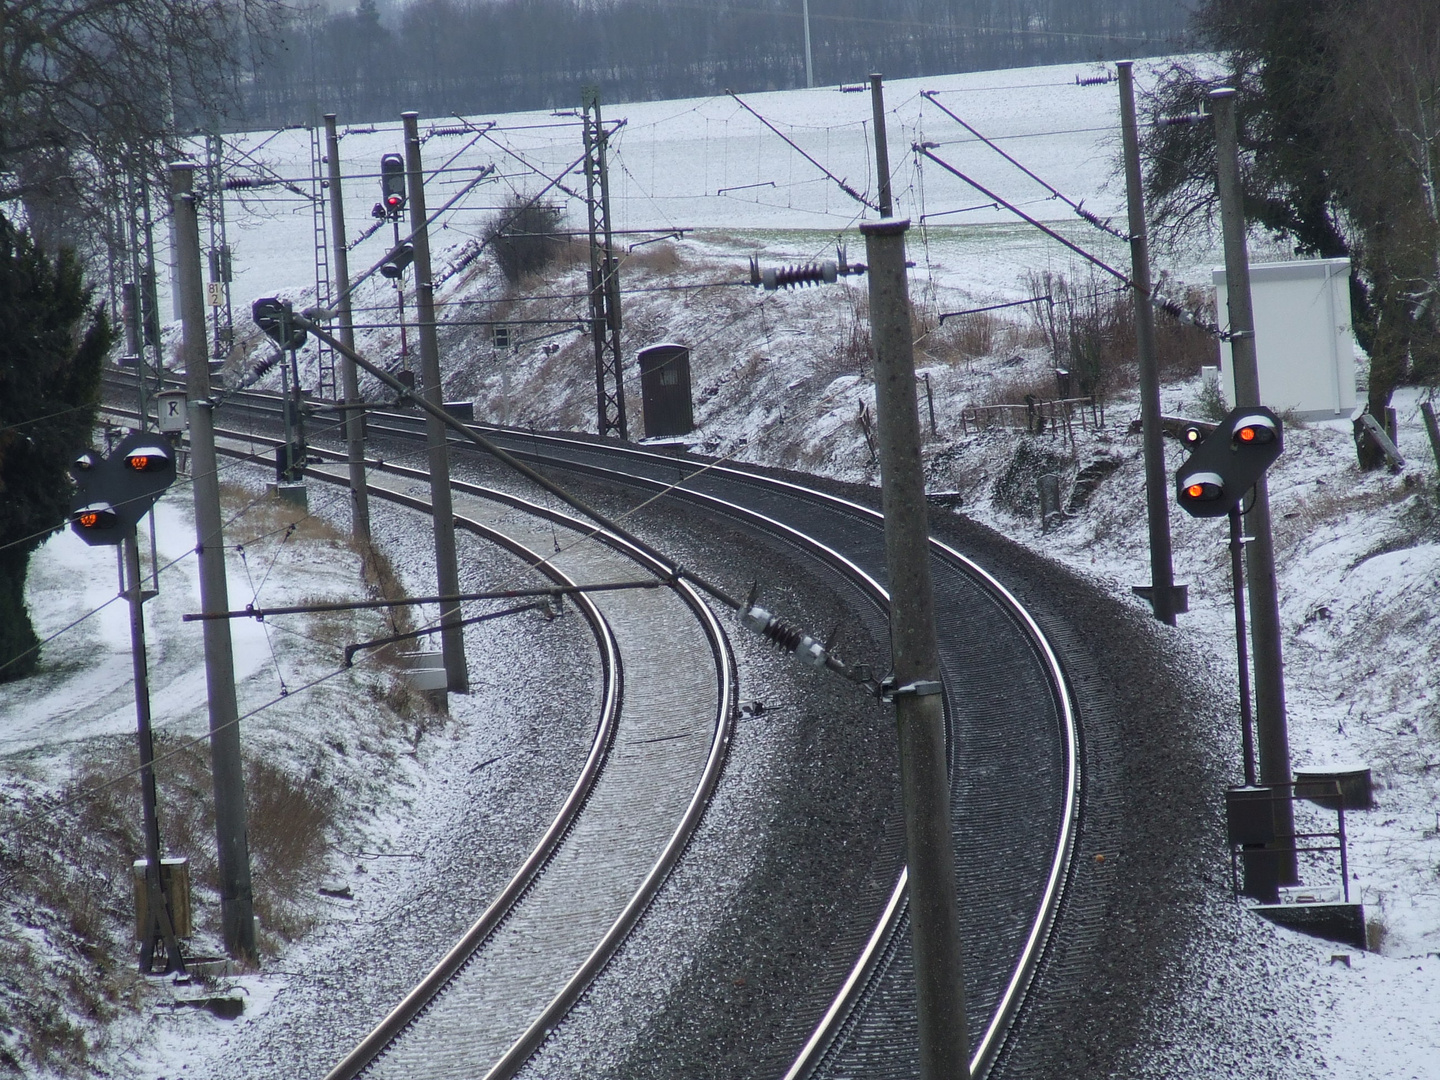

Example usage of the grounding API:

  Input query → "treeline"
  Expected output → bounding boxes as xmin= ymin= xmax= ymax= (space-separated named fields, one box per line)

xmin=235 ymin=0 xmax=1194 ymax=127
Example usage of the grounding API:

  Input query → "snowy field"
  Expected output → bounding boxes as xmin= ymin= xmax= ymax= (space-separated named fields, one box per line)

xmin=5 ymin=56 xmax=1438 ymax=1077
xmin=187 ymin=57 xmax=1222 ymax=322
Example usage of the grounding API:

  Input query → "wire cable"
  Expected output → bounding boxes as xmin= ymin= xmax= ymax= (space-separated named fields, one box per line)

xmin=913 ymin=143 xmax=1231 ymax=341
xmin=726 ymin=91 xmax=878 ymax=213
xmin=921 ymin=91 xmax=1129 ymax=241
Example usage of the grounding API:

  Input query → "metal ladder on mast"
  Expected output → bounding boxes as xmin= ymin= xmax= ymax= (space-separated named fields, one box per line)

xmin=311 ymin=126 xmax=338 ymax=401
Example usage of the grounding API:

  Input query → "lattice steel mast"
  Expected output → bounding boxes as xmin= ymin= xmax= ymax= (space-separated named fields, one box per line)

xmin=582 ymin=87 xmax=627 ymax=439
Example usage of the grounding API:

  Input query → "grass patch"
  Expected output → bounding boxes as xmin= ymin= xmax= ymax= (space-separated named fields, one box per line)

xmin=0 ymin=488 xmax=417 ymax=1072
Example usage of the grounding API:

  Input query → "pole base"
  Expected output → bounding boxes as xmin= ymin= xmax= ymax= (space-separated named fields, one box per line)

xmin=1131 ymin=583 xmax=1189 ymax=615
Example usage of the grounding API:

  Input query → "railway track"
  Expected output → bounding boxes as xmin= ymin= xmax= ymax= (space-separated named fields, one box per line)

xmin=101 ymin=376 xmax=1079 ymax=1078
xmin=103 ymin=395 xmax=736 ymax=1079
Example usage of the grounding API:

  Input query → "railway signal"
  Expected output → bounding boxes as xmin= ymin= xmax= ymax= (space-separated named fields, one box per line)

xmin=380 ymin=242 xmax=415 ymax=279
xmin=380 ymin=153 xmax=406 ymax=217
xmin=67 ymin=426 xmax=187 ymax=972
xmin=252 ymin=296 xmax=307 ymax=350
xmin=69 ymin=432 xmax=178 ymax=545
xmin=1175 ymin=406 xmax=1283 ymax=518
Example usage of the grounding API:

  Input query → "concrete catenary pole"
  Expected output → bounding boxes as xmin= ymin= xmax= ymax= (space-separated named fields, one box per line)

xmin=863 ymin=215 xmax=970 ymax=1080
xmin=402 ymin=111 xmax=469 ymax=694
xmin=1211 ymin=87 xmax=1296 ymax=875
xmin=323 ymin=114 xmax=371 ymax=543
xmin=170 ymin=162 xmax=257 ymax=962
xmin=870 ymin=74 xmax=893 ymax=217
xmin=865 ymin=78 xmax=967 ymax=1077
xmin=1117 ymin=61 xmax=1180 ymax=626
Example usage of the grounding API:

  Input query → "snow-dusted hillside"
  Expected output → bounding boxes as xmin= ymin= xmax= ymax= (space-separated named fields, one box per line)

xmin=5 ymin=56 xmax=1437 ymax=1078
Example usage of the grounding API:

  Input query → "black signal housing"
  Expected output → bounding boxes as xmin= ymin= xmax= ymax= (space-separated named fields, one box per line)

xmin=1175 ymin=405 xmax=1284 ymax=518
xmin=72 ymin=502 xmax=120 ymax=534
xmin=380 ymin=154 xmax=407 ymax=218
xmin=380 ymin=242 xmax=415 ymax=279
xmin=252 ymin=297 xmax=308 ymax=350
xmin=69 ymin=431 xmax=179 ymax=546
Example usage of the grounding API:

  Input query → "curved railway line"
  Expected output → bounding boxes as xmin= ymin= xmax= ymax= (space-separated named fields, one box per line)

xmin=101 ymin=376 xmax=1081 ymax=1079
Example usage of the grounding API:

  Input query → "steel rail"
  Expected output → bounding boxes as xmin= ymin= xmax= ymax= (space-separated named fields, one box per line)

xmin=313 ymin=469 xmax=627 ymax=1080
xmin=446 ymin=429 xmax=1080 ymax=1077
xmin=335 ymin=405 xmax=1078 ymax=1076
xmin=303 ymin=455 xmax=738 ymax=1078
xmin=102 ymin=379 xmax=1078 ymax=1075
xmin=164 ymin=407 xmax=737 ymax=1079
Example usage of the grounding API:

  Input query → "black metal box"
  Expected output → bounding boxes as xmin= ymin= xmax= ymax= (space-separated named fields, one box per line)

xmin=637 ymin=343 xmax=694 ymax=438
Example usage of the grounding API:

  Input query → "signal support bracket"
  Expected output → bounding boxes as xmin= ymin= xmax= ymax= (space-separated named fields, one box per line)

xmin=1131 ymin=583 xmax=1190 ymax=615
xmin=880 ymin=677 xmax=944 ymax=703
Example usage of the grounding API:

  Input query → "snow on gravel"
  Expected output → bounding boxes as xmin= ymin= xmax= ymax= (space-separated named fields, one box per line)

xmin=6 ymin=54 xmax=1438 ymax=1078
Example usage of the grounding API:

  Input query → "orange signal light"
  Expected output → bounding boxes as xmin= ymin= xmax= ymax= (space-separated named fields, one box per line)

xmin=1186 ymin=483 xmax=1205 ymax=499
xmin=73 ymin=503 xmax=119 ymax=532
xmin=124 ymin=447 xmax=170 ymax=472
xmin=1238 ymin=426 xmax=1256 ymax=442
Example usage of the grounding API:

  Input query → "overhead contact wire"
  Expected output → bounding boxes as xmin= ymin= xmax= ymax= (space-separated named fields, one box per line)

xmin=726 ymin=91 xmax=879 ymax=212
xmin=921 ymin=90 xmax=1130 ymax=241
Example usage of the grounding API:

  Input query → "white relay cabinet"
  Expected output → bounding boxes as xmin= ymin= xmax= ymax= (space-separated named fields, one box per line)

xmin=1213 ymin=256 xmax=1355 ymax=420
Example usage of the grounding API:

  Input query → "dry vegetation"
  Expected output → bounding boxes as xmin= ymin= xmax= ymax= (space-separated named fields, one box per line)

xmin=0 ymin=487 xmax=419 ymax=1075
xmin=1271 ymin=473 xmax=1438 ymax=560
xmin=930 ymin=271 xmax=1217 ymax=410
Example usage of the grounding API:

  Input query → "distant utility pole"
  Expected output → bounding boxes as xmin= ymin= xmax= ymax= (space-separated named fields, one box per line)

xmin=802 ymin=0 xmax=815 ymax=88
xmin=170 ymin=162 xmax=258 ymax=963
xmin=865 ymin=74 xmax=969 ymax=1080
xmin=1117 ymin=61 xmax=1182 ymax=626
xmin=1211 ymin=87 xmax=1296 ymax=878
xmin=403 ymin=111 xmax=469 ymax=695
xmin=323 ymin=114 xmax=372 ymax=543
xmin=581 ymin=88 xmax=628 ymax=440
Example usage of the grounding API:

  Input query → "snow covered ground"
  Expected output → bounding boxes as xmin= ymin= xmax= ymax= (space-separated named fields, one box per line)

xmin=5 ymin=56 xmax=1438 ymax=1077
xmin=181 ymin=55 xmax=1251 ymax=331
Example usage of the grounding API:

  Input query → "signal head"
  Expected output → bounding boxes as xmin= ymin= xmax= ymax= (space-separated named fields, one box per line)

xmin=72 ymin=501 xmax=119 ymax=535
xmin=1231 ymin=414 xmax=1277 ymax=448
xmin=1177 ymin=470 xmax=1226 ymax=507
xmin=379 ymin=153 xmax=407 ymax=216
xmin=124 ymin=445 xmax=171 ymax=473
xmin=1182 ymin=425 xmax=1206 ymax=447
xmin=380 ymin=242 xmax=415 ymax=279
xmin=252 ymin=296 xmax=308 ymax=350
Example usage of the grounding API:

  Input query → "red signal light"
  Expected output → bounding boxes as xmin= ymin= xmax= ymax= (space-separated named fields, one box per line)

xmin=1230 ymin=414 xmax=1277 ymax=448
xmin=73 ymin=502 xmax=119 ymax=531
xmin=125 ymin=447 xmax=170 ymax=472
xmin=1177 ymin=470 xmax=1226 ymax=505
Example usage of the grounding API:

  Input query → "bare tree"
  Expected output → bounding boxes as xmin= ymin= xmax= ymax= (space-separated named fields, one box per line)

xmin=1142 ymin=0 xmax=1440 ymax=440
xmin=1323 ymin=0 xmax=1440 ymax=384
xmin=0 ymin=0 xmax=285 ymax=255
